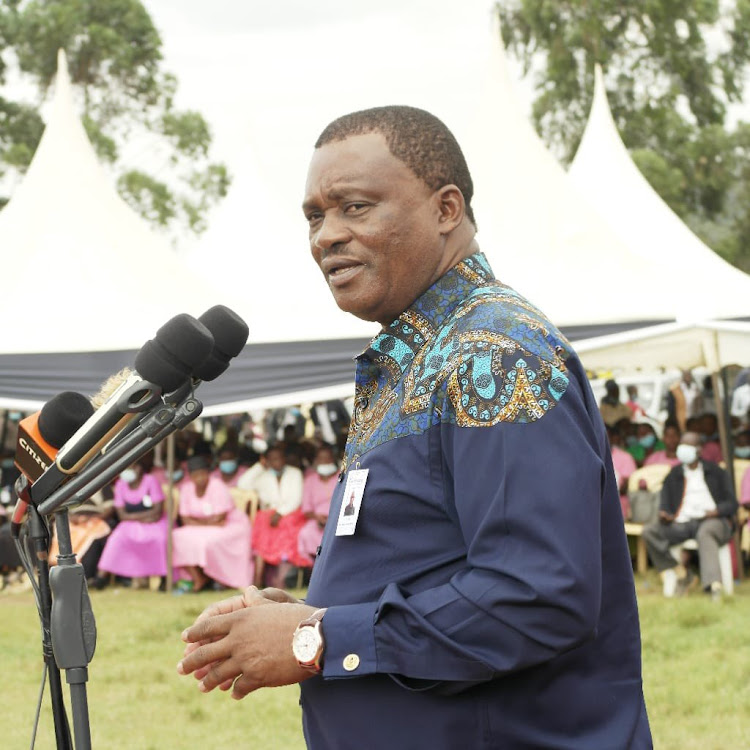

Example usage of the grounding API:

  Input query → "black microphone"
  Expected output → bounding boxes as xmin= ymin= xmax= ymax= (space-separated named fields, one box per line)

xmin=162 ymin=306 xmax=249 ymax=405
xmin=15 ymin=393 xmax=95 ymax=484
xmin=194 ymin=305 xmax=249 ymax=381
xmin=12 ymin=392 xmax=94 ymax=525
xmin=30 ymin=314 xmax=214 ymax=505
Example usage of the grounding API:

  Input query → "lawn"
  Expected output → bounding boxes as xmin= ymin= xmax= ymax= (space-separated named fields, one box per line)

xmin=2 ymin=574 xmax=749 ymax=749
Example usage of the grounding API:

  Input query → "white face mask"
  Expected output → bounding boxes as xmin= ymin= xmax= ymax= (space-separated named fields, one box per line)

xmin=316 ymin=463 xmax=338 ymax=477
xmin=120 ymin=468 xmax=138 ymax=484
xmin=676 ymin=444 xmax=699 ymax=465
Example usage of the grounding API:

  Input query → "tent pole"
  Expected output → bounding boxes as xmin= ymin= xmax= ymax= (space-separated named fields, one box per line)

xmin=711 ymin=331 xmax=742 ymax=582
xmin=165 ymin=433 xmax=175 ymax=593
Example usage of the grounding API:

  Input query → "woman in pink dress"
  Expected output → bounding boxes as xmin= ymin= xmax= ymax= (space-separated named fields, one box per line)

xmin=172 ymin=455 xmax=252 ymax=591
xmin=210 ymin=446 xmax=245 ymax=488
xmin=297 ymin=445 xmax=339 ymax=566
xmin=97 ymin=460 xmax=167 ymax=582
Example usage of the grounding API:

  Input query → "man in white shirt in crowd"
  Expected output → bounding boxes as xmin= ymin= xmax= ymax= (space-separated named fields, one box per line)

xmin=643 ymin=432 xmax=737 ymax=600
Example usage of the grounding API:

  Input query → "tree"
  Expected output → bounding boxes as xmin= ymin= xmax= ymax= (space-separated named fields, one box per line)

xmin=0 ymin=0 xmax=229 ymax=236
xmin=497 ymin=0 xmax=750 ymax=273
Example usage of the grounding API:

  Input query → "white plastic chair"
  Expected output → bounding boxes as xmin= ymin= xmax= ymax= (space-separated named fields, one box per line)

xmin=662 ymin=541 xmax=734 ymax=596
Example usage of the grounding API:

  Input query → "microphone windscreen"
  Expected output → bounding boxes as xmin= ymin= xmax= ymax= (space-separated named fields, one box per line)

xmin=37 ymin=392 xmax=96 ymax=448
xmin=134 ymin=314 xmax=214 ymax=391
xmin=194 ymin=305 xmax=249 ymax=381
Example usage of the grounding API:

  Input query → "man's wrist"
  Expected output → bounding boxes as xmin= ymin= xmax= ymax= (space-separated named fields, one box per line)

xmin=292 ymin=608 xmax=327 ymax=674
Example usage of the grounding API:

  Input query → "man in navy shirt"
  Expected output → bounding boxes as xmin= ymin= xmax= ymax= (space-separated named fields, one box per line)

xmin=178 ymin=106 xmax=652 ymax=749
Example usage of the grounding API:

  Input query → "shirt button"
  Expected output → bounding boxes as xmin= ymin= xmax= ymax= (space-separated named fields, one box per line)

xmin=343 ymin=654 xmax=360 ymax=671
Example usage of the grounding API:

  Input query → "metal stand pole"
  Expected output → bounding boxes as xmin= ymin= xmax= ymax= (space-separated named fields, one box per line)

xmin=50 ymin=510 xmax=96 ymax=750
xmin=28 ymin=507 xmax=73 ymax=750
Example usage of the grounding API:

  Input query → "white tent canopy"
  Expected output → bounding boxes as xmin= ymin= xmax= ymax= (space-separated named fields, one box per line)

xmin=191 ymin=15 xmax=678 ymax=334
xmin=0 ymin=50 xmax=227 ymax=354
xmin=184 ymin=149 xmax=375 ymax=345
xmin=569 ymin=66 xmax=750 ymax=322
xmin=462 ymin=20 xmax=685 ymax=328
xmin=576 ymin=320 xmax=750 ymax=373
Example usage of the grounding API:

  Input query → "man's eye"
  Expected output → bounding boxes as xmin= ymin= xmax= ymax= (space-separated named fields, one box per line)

xmin=306 ymin=212 xmax=322 ymax=225
xmin=345 ymin=203 xmax=367 ymax=213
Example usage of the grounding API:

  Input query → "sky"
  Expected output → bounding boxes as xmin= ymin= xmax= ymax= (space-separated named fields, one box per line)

xmin=140 ymin=0 xmax=525 ymax=240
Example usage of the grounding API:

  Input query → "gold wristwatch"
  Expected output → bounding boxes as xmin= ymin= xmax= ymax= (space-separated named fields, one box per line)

xmin=292 ymin=608 xmax=327 ymax=673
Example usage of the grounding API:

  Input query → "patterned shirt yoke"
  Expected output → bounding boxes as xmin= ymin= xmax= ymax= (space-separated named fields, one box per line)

xmin=343 ymin=251 xmax=573 ymax=473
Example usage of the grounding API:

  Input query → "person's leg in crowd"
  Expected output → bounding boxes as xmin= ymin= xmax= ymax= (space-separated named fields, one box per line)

xmin=643 ymin=519 xmax=699 ymax=595
xmin=695 ymin=517 xmax=733 ymax=592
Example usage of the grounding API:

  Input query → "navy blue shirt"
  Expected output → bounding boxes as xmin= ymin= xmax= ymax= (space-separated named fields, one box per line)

xmin=302 ymin=253 xmax=651 ymax=749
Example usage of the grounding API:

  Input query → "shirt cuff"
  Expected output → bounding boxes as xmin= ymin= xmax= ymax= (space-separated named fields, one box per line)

xmin=321 ymin=601 xmax=379 ymax=679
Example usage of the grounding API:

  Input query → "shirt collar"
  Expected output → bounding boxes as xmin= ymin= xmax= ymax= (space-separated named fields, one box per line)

xmin=359 ymin=251 xmax=496 ymax=365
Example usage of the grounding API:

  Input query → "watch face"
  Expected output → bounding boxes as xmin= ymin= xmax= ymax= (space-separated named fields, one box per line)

xmin=293 ymin=627 xmax=320 ymax=663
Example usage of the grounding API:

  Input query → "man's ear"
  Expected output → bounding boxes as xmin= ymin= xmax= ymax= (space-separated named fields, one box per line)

xmin=435 ymin=184 xmax=465 ymax=234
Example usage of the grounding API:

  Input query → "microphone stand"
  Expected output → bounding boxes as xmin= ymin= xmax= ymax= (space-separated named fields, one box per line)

xmin=26 ymin=504 xmax=74 ymax=750
xmin=48 ymin=508 xmax=96 ymax=750
xmin=24 ymin=390 xmax=203 ymax=749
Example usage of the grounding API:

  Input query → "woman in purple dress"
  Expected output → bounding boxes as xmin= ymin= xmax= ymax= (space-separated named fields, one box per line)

xmin=96 ymin=459 xmax=167 ymax=585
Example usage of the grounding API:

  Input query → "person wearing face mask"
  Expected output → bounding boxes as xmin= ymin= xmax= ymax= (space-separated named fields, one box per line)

xmin=642 ymin=431 xmax=737 ymax=599
xmin=297 ymin=445 xmax=339 ymax=565
xmin=250 ymin=444 xmax=307 ymax=587
xmin=626 ymin=420 xmax=663 ymax=467
xmin=212 ymin=446 xmax=244 ymax=488
xmin=95 ymin=458 xmax=167 ymax=589
xmin=172 ymin=455 xmax=253 ymax=592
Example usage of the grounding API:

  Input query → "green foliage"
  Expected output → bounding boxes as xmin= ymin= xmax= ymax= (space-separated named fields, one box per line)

xmin=0 ymin=0 xmax=229 ymax=238
xmin=497 ymin=0 xmax=750 ymax=273
xmin=0 ymin=95 xmax=44 ymax=171
xmin=118 ymin=169 xmax=176 ymax=226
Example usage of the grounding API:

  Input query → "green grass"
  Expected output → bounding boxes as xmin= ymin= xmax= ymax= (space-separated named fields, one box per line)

xmin=2 ymin=576 xmax=749 ymax=749
xmin=1 ymin=586 xmax=307 ymax=749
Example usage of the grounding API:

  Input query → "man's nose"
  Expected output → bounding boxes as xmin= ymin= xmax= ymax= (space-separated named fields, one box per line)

xmin=313 ymin=212 xmax=349 ymax=251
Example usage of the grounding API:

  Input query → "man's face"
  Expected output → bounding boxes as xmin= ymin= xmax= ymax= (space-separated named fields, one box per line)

xmin=303 ymin=132 xmax=448 ymax=326
xmin=267 ymin=449 xmax=286 ymax=473
xmin=190 ymin=468 xmax=210 ymax=494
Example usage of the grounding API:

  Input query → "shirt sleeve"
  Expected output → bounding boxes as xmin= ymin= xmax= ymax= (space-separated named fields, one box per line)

xmin=321 ymin=375 xmax=607 ymax=692
xmin=145 ymin=474 xmax=165 ymax=504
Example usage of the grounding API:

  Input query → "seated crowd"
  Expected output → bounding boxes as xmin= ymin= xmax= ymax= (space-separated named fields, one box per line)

xmin=0 ymin=401 xmax=350 ymax=594
xmin=601 ymin=371 xmax=750 ymax=600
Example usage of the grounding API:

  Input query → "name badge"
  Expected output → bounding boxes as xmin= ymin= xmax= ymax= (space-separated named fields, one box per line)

xmin=335 ymin=468 xmax=369 ymax=536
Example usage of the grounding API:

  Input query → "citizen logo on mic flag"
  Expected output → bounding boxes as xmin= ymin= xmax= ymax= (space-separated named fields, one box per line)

xmin=16 ymin=413 xmax=56 ymax=482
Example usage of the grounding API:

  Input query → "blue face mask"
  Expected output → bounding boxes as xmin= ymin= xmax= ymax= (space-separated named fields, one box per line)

xmin=270 ymin=467 xmax=284 ymax=478
xmin=638 ymin=434 xmax=656 ymax=449
xmin=220 ymin=460 xmax=238 ymax=474
xmin=172 ymin=469 xmax=184 ymax=482
xmin=735 ymin=446 xmax=750 ymax=459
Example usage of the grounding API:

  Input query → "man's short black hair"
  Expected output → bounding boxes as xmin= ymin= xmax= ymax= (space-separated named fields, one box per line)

xmin=315 ymin=105 xmax=476 ymax=226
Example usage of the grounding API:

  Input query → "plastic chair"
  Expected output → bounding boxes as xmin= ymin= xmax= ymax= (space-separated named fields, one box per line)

xmin=662 ymin=540 xmax=734 ymax=596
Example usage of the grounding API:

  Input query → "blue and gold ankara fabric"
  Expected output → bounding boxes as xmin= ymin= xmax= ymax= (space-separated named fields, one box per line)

xmin=302 ymin=252 xmax=651 ymax=750
xmin=342 ymin=252 xmax=572 ymax=473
